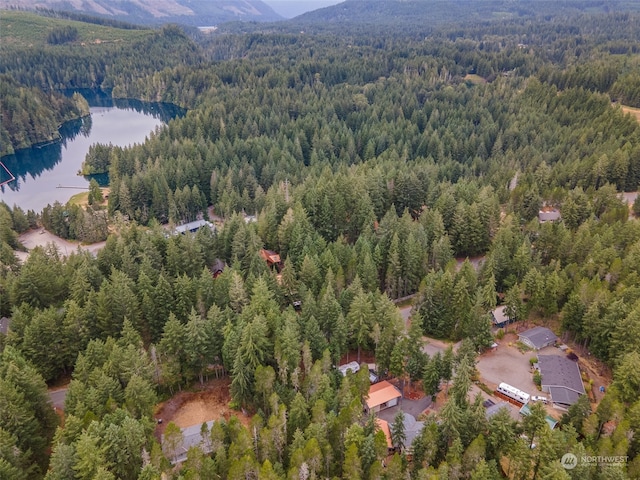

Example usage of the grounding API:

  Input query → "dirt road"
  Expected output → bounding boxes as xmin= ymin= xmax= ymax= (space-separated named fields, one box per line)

xmin=17 ymin=228 xmax=105 ymax=258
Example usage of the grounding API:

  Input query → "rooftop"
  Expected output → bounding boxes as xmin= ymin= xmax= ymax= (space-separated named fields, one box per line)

xmin=538 ymin=209 xmax=561 ymax=223
xmin=338 ymin=361 xmax=360 ymax=376
xmin=538 ymin=355 xmax=585 ymax=396
xmin=366 ymin=381 xmax=401 ymax=410
xmin=174 ymin=219 xmax=215 ymax=234
xmin=0 ymin=317 xmax=10 ymax=335
xmin=518 ymin=326 xmax=558 ymax=349
xmin=491 ymin=305 xmax=509 ymax=325
xmin=376 ymin=418 xmax=393 ymax=449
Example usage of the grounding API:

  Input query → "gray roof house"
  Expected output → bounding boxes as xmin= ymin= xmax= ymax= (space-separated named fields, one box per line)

xmin=518 ymin=326 xmax=558 ymax=350
xmin=163 ymin=420 xmax=215 ymax=464
xmin=538 ymin=209 xmax=561 ymax=223
xmin=537 ymin=355 xmax=585 ymax=410
xmin=173 ymin=220 xmax=216 ymax=235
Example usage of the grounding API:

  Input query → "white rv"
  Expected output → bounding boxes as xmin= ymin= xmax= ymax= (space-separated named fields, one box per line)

xmin=496 ymin=382 xmax=530 ymax=404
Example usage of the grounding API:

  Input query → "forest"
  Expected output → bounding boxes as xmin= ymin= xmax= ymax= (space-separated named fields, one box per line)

xmin=2 ymin=4 xmax=640 ymax=480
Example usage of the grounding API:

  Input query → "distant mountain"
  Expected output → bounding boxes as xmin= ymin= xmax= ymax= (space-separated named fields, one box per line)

xmin=292 ymin=0 xmax=640 ymax=28
xmin=0 ymin=0 xmax=283 ymax=26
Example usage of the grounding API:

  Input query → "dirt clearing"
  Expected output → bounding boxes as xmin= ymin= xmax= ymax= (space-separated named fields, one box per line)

xmin=18 ymin=228 xmax=105 ymax=258
xmin=155 ymin=378 xmax=250 ymax=440
xmin=621 ymin=104 xmax=640 ymax=123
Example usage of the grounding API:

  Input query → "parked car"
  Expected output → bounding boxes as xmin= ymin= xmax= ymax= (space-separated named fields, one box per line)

xmin=531 ymin=395 xmax=548 ymax=404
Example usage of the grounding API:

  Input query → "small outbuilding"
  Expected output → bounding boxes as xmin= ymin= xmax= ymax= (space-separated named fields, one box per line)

xmin=0 ymin=317 xmax=11 ymax=336
xmin=365 ymin=381 xmax=402 ymax=414
xmin=491 ymin=305 xmax=515 ymax=329
xmin=518 ymin=326 xmax=558 ymax=350
xmin=376 ymin=418 xmax=394 ymax=452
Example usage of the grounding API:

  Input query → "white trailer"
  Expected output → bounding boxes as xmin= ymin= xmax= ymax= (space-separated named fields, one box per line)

xmin=496 ymin=382 xmax=530 ymax=404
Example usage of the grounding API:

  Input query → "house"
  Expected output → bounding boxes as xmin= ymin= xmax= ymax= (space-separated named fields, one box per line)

xmin=0 ymin=317 xmax=10 ymax=335
xmin=491 ymin=305 xmax=515 ymax=329
xmin=365 ymin=381 xmax=402 ymax=414
xmin=518 ymin=326 xmax=558 ymax=350
xmin=537 ymin=355 xmax=585 ymax=410
xmin=376 ymin=418 xmax=394 ymax=452
xmin=163 ymin=420 xmax=215 ymax=464
xmin=338 ymin=361 xmax=360 ymax=376
xmin=260 ymin=249 xmax=282 ymax=272
xmin=538 ymin=209 xmax=561 ymax=223
xmin=174 ymin=219 xmax=215 ymax=235
xmin=402 ymin=413 xmax=424 ymax=454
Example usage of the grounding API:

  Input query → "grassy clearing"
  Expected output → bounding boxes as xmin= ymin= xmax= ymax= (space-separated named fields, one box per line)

xmin=0 ymin=10 xmax=152 ymax=48
xmin=67 ymin=187 xmax=109 ymax=208
xmin=464 ymin=74 xmax=487 ymax=85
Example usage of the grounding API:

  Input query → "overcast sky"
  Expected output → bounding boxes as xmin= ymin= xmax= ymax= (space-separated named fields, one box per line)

xmin=264 ymin=0 xmax=344 ymax=19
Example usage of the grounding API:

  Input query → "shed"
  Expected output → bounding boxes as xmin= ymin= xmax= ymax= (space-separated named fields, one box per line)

xmin=518 ymin=326 xmax=558 ymax=350
xmin=0 ymin=317 xmax=10 ymax=335
xmin=537 ymin=355 xmax=585 ymax=410
xmin=365 ymin=381 xmax=402 ymax=414
xmin=519 ymin=404 xmax=559 ymax=429
xmin=491 ymin=305 xmax=515 ymax=329
xmin=376 ymin=418 xmax=393 ymax=451
xmin=211 ymin=259 xmax=226 ymax=278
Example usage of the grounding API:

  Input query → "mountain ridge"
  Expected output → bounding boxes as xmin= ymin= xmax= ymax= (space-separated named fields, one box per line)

xmin=0 ymin=0 xmax=282 ymax=26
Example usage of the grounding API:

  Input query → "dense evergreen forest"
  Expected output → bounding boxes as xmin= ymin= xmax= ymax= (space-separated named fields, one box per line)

xmin=3 ymin=4 xmax=640 ymax=479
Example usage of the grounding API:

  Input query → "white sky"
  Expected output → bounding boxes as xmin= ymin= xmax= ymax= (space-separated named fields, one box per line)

xmin=263 ymin=0 xmax=344 ymax=19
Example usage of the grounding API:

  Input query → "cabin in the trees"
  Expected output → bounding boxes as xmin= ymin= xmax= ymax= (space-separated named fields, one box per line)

xmin=163 ymin=420 xmax=215 ymax=464
xmin=536 ymin=354 xmax=585 ymax=410
xmin=518 ymin=326 xmax=558 ymax=350
xmin=211 ymin=259 xmax=226 ymax=278
xmin=538 ymin=208 xmax=561 ymax=223
xmin=491 ymin=305 xmax=515 ymax=329
xmin=173 ymin=219 xmax=215 ymax=235
xmin=376 ymin=418 xmax=394 ymax=453
xmin=260 ymin=249 xmax=282 ymax=272
xmin=338 ymin=361 xmax=360 ymax=376
xmin=365 ymin=380 xmax=402 ymax=414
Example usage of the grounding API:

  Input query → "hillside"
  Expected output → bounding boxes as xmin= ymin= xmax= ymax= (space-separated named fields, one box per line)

xmin=0 ymin=10 xmax=153 ymax=48
xmin=292 ymin=0 xmax=640 ymax=29
xmin=0 ymin=0 xmax=282 ymax=27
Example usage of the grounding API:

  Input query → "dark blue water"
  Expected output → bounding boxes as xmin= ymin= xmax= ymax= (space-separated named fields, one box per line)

xmin=0 ymin=92 xmax=184 ymax=213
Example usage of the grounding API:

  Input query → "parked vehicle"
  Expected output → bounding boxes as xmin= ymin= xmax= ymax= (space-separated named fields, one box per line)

xmin=531 ymin=395 xmax=548 ymax=404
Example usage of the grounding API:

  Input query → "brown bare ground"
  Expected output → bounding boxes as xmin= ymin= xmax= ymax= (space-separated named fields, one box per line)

xmin=621 ymin=104 xmax=640 ymax=122
xmin=154 ymin=378 xmax=250 ymax=440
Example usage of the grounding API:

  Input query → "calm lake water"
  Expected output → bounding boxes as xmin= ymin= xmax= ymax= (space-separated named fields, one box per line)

xmin=0 ymin=92 xmax=184 ymax=213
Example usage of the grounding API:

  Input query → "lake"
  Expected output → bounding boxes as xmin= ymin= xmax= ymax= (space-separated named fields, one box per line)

xmin=0 ymin=92 xmax=184 ymax=213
